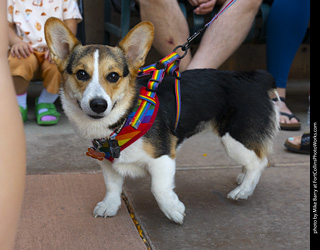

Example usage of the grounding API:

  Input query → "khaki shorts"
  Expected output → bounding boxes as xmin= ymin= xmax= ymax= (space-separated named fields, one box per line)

xmin=8 ymin=51 xmax=62 ymax=94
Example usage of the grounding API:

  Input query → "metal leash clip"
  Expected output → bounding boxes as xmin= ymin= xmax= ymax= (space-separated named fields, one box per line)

xmin=92 ymin=138 xmax=107 ymax=151
xmin=173 ymin=26 xmax=207 ymax=59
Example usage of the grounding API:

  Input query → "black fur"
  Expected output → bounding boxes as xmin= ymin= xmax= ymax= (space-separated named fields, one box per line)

xmin=138 ymin=69 xmax=276 ymax=154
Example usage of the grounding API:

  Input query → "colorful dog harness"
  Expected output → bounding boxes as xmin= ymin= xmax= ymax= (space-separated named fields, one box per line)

xmin=86 ymin=87 xmax=159 ymax=162
xmin=86 ymin=0 xmax=238 ymax=162
xmin=86 ymin=52 xmax=181 ymax=162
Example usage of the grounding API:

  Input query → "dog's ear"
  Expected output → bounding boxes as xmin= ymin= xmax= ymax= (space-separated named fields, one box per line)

xmin=44 ymin=17 xmax=80 ymax=67
xmin=118 ymin=21 xmax=154 ymax=72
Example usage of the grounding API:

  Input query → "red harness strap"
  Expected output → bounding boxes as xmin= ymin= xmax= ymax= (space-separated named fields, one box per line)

xmin=86 ymin=87 xmax=159 ymax=162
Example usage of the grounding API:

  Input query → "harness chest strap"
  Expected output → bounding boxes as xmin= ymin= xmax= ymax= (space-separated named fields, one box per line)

xmin=86 ymin=87 xmax=159 ymax=162
xmin=86 ymin=52 xmax=182 ymax=162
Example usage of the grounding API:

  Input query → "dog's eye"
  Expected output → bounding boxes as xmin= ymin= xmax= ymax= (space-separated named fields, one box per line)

xmin=106 ymin=72 xmax=120 ymax=83
xmin=76 ymin=70 xmax=90 ymax=81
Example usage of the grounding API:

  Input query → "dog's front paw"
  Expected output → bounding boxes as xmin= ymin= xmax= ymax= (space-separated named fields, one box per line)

xmin=157 ymin=194 xmax=186 ymax=224
xmin=93 ymin=195 xmax=121 ymax=218
xmin=236 ymin=172 xmax=246 ymax=185
xmin=227 ymin=186 xmax=253 ymax=200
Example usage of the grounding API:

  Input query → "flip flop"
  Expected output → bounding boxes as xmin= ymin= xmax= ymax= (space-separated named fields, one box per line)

xmin=279 ymin=112 xmax=301 ymax=131
xmin=272 ymin=97 xmax=301 ymax=131
xmin=284 ymin=132 xmax=310 ymax=154
xmin=35 ymin=98 xmax=61 ymax=126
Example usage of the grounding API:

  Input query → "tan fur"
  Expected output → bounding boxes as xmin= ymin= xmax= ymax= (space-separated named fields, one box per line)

xmin=169 ymin=135 xmax=178 ymax=159
xmin=142 ymin=140 xmax=157 ymax=159
xmin=118 ymin=22 xmax=154 ymax=74
xmin=45 ymin=17 xmax=154 ymax=107
xmin=44 ymin=17 xmax=80 ymax=71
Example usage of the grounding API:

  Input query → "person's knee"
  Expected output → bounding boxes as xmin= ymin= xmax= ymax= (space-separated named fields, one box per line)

xmin=137 ymin=0 xmax=172 ymax=8
xmin=8 ymin=54 xmax=38 ymax=81
xmin=244 ymin=0 xmax=263 ymax=12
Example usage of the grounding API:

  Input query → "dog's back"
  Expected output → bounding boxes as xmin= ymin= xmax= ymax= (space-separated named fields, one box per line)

xmin=140 ymin=69 xmax=278 ymax=157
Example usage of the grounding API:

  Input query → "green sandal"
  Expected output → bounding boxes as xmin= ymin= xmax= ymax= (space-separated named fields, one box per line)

xmin=20 ymin=106 xmax=28 ymax=122
xmin=35 ymin=98 xmax=61 ymax=126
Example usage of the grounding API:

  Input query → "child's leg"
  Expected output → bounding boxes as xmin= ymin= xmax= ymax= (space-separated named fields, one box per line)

xmin=14 ymin=77 xmax=29 ymax=109
xmin=8 ymin=53 xmax=38 ymax=113
xmin=37 ymin=88 xmax=59 ymax=122
xmin=37 ymin=55 xmax=61 ymax=123
xmin=13 ymin=76 xmax=30 ymax=96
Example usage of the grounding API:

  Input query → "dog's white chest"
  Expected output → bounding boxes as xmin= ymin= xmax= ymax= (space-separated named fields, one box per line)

xmin=108 ymin=139 xmax=151 ymax=178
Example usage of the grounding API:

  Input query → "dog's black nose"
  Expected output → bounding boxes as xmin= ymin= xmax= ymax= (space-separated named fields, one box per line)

xmin=90 ymin=99 xmax=108 ymax=114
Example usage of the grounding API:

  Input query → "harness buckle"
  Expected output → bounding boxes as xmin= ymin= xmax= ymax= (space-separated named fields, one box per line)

xmin=108 ymin=139 xmax=121 ymax=158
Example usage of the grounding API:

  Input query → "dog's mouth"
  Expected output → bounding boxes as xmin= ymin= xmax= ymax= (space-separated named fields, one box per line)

xmin=88 ymin=115 xmax=104 ymax=120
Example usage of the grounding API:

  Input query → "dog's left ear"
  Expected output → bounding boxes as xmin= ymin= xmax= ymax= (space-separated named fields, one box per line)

xmin=44 ymin=17 xmax=80 ymax=68
xmin=118 ymin=21 xmax=154 ymax=72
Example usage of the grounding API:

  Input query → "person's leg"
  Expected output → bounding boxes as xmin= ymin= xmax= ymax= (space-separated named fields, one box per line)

xmin=8 ymin=53 xmax=38 ymax=95
xmin=37 ymin=52 xmax=61 ymax=123
xmin=8 ymin=52 xmax=38 ymax=121
xmin=137 ymin=0 xmax=192 ymax=71
xmin=187 ymin=0 xmax=262 ymax=70
xmin=266 ymin=0 xmax=310 ymax=126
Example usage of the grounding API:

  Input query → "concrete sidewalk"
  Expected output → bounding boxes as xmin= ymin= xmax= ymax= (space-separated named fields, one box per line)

xmin=15 ymin=80 xmax=310 ymax=249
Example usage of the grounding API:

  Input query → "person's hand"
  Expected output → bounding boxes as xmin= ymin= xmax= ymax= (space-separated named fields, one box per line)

xmin=10 ymin=41 xmax=33 ymax=59
xmin=188 ymin=0 xmax=217 ymax=15
xmin=44 ymin=49 xmax=54 ymax=64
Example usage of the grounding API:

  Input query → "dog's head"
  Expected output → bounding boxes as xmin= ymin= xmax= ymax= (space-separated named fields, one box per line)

xmin=45 ymin=18 xmax=154 ymax=138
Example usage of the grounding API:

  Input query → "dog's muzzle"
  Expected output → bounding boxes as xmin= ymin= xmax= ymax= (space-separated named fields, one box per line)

xmin=90 ymin=98 xmax=108 ymax=114
xmin=83 ymin=98 xmax=108 ymax=119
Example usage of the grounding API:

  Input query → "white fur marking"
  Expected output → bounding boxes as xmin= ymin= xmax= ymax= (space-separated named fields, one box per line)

xmin=221 ymin=133 xmax=267 ymax=200
xmin=147 ymin=156 xmax=186 ymax=224
xmin=80 ymin=50 xmax=113 ymax=117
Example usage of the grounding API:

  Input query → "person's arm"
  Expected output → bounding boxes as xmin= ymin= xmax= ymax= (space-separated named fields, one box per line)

xmin=45 ymin=19 xmax=78 ymax=62
xmin=64 ymin=19 xmax=78 ymax=36
xmin=0 ymin=2 xmax=26 ymax=250
xmin=8 ymin=21 xmax=33 ymax=58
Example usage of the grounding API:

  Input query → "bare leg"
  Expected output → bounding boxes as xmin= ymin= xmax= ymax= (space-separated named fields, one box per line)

xmin=187 ymin=0 xmax=262 ymax=69
xmin=271 ymin=88 xmax=299 ymax=125
xmin=13 ymin=76 xmax=29 ymax=95
xmin=138 ymin=0 xmax=192 ymax=71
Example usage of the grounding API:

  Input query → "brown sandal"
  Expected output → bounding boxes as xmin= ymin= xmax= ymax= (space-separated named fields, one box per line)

xmin=284 ymin=132 xmax=310 ymax=154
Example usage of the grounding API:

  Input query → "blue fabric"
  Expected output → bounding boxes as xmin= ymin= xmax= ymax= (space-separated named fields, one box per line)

xmin=266 ymin=0 xmax=310 ymax=88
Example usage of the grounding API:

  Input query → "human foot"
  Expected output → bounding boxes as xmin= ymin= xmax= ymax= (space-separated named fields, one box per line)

xmin=35 ymin=98 xmax=60 ymax=125
xmin=273 ymin=97 xmax=301 ymax=131
xmin=284 ymin=132 xmax=310 ymax=154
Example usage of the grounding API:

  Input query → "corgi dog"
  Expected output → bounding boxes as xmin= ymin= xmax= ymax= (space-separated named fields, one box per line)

xmin=45 ymin=18 xmax=278 ymax=224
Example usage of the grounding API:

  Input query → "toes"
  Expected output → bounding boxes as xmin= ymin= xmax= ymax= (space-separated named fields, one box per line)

xmin=227 ymin=186 xmax=252 ymax=200
xmin=161 ymin=201 xmax=186 ymax=225
xmin=93 ymin=200 xmax=121 ymax=218
xmin=236 ymin=172 xmax=246 ymax=185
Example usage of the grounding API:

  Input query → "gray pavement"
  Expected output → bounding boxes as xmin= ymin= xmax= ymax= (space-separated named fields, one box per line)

xmin=22 ymin=80 xmax=310 ymax=249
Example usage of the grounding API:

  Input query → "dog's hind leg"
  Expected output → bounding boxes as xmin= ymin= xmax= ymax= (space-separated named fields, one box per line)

xmin=147 ymin=155 xmax=186 ymax=224
xmin=221 ymin=133 xmax=268 ymax=200
xmin=93 ymin=160 xmax=124 ymax=218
